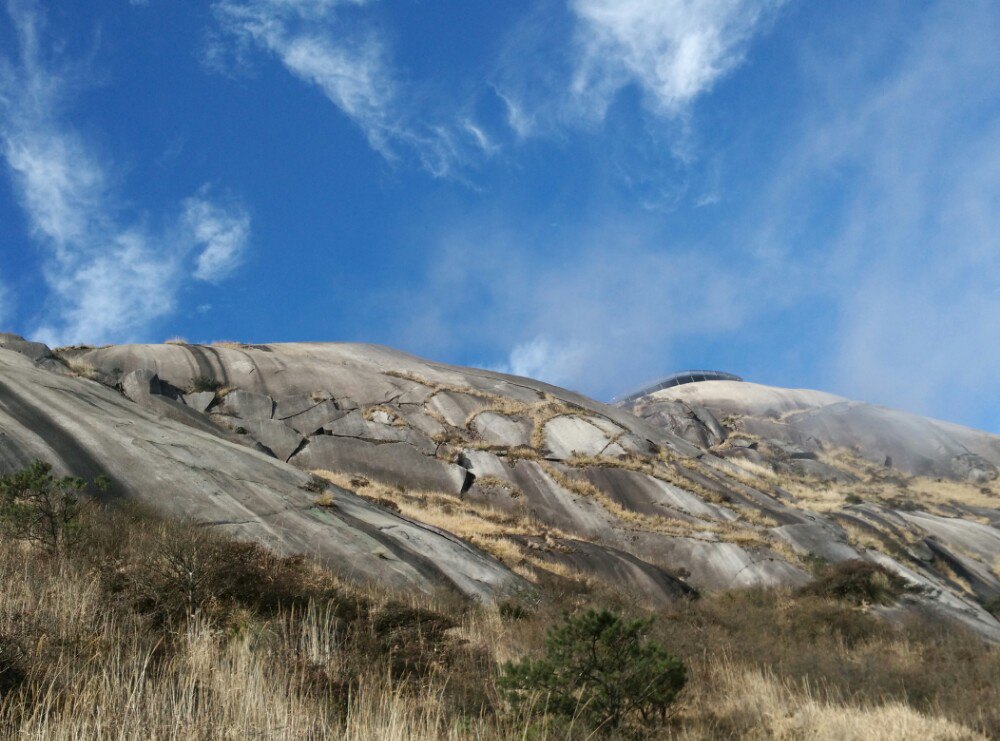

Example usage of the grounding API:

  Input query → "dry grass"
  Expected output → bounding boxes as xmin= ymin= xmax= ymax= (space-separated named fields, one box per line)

xmin=362 ymin=405 xmax=409 ymax=427
xmin=310 ymin=470 xmax=569 ymax=575
xmin=723 ymin=456 xmax=779 ymax=482
xmin=63 ymin=357 xmax=101 ymax=380
xmin=0 ymin=501 xmax=995 ymax=739
xmin=164 ymin=337 xmax=189 ymax=345
xmin=672 ymin=658 xmax=983 ymax=740
xmin=383 ymin=370 xmax=594 ymax=453
xmin=475 ymin=475 xmax=523 ymax=499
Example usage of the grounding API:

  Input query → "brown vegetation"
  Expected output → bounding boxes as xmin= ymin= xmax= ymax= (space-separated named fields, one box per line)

xmin=0 ymin=488 xmax=994 ymax=739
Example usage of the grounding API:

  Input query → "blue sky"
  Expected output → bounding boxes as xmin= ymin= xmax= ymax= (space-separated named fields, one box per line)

xmin=0 ymin=0 xmax=998 ymax=432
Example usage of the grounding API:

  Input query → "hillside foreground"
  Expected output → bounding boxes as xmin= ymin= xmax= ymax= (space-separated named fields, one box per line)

xmin=0 ymin=334 xmax=997 ymax=737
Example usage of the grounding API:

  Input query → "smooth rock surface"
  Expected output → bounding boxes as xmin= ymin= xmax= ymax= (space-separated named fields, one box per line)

xmin=183 ymin=390 xmax=217 ymax=413
xmin=0 ymin=348 xmax=524 ymax=602
xmin=244 ymin=419 xmax=307 ymax=462
xmin=290 ymin=436 xmax=468 ymax=495
xmin=543 ymin=415 xmax=625 ymax=459
xmin=471 ymin=412 xmax=532 ymax=447
xmin=216 ymin=390 xmax=274 ymax=421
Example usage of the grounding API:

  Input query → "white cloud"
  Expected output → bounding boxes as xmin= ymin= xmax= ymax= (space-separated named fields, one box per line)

xmin=390 ymin=219 xmax=752 ymax=399
xmin=184 ymin=192 xmax=251 ymax=283
xmin=0 ymin=3 xmax=249 ymax=346
xmin=569 ymin=0 xmax=785 ymax=119
xmin=215 ymin=0 xmax=397 ymax=154
xmin=494 ymin=337 xmax=589 ymax=388
xmin=748 ymin=3 xmax=1000 ymax=428
xmin=496 ymin=0 xmax=785 ymax=138
xmin=212 ymin=0 xmax=481 ymax=176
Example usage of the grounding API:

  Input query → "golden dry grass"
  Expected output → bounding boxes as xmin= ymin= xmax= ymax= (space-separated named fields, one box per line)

xmin=0 ymin=508 xmax=995 ymax=739
xmin=310 ymin=470 xmax=568 ymax=576
xmin=672 ymin=658 xmax=984 ymax=740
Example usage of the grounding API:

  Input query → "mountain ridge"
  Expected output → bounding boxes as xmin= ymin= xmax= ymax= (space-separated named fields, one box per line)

xmin=0 ymin=334 xmax=997 ymax=641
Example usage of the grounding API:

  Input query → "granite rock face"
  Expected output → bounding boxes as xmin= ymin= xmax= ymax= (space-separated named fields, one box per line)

xmin=0 ymin=343 xmax=525 ymax=602
xmin=0 ymin=336 xmax=997 ymax=640
xmin=629 ymin=380 xmax=1000 ymax=482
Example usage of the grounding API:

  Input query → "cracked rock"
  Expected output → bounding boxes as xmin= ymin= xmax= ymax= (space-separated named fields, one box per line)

xmin=216 ymin=390 xmax=274 ymax=420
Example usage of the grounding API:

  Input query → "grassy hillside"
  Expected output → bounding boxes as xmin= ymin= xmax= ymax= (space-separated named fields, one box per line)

xmin=0 ymin=467 xmax=996 ymax=739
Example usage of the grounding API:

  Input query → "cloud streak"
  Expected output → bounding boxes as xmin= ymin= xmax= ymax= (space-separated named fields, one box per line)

xmin=0 ymin=2 xmax=250 ymax=345
xmin=753 ymin=2 xmax=1000 ymax=428
xmin=184 ymin=192 xmax=252 ymax=283
xmin=387 ymin=218 xmax=754 ymax=399
xmin=212 ymin=0 xmax=488 ymax=177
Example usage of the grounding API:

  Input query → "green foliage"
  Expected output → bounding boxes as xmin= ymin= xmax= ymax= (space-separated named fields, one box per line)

xmin=0 ymin=461 xmax=106 ymax=556
xmin=190 ymin=376 xmax=222 ymax=393
xmin=500 ymin=608 xmax=686 ymax=731
xmin=985 ymin=595 xmax=1000 ymax=619
xmin=798 ymin=559 xmax=915 ymax=605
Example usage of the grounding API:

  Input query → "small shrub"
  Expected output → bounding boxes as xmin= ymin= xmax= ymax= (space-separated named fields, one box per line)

xmin=300 ymin=475 xmax=326 ymax=493
xmin=190 ymin=376 xmax=222 ymax=393
xmin=234 ymin=426 xmax=248 ymax=435
xmin=500 ymin=608 xmax=686 ymax=731
xmin=498 ymin=600 xmax=531 ymax=621
xmin=314 ymin=492 xmax=336 ymax=507
xmin=0 ymin=461 xmax=107 ymax=556
xmin=0 ymin=632 xmax=28 ymax=698
xmin=984 ymin=595 xmax=1000 ymax=618
xmin=798 ymin=559 xmax=915 ymax=605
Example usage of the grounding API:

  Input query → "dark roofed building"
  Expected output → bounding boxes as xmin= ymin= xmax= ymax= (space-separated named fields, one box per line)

xmin=614 ymin=370 xmax=743 ymax=404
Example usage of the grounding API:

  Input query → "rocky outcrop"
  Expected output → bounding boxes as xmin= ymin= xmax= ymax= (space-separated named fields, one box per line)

xmin=0 ymin=335 xmax=997 ymax=641
xmin=0 ymin=342 xmax=525 ymax=602
xmin=629 ymin=380 xmax=1000 ymax=483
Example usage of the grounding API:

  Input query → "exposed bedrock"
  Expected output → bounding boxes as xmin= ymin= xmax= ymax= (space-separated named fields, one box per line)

xmin=0 ymin=345 xmax=525 ymax=602
xmin=0 ymin=336 xmax=996 ymax=640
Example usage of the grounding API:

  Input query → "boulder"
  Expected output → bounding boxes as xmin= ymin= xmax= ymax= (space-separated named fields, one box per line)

xmin=692 ymin=405 xmax=727 ymax=445
xmin=274 ymin=394 xmax=328 ymax=420
xmin=952 ymin=453 xmax=998 ymax=484
xmin=183 ymin=390 xmax=217 ymax=413
xmin=426 ymin=391 xmax=492 ymax=427
xmin=282 ymin=400 xmax=346 ymax=435
xmin=323 ymin=411 xmax=437 ymax=454
xmin=0 ymin=333 xmax=54 ymax=363
xmin=514 ymin=536 xmax=696 ymax=607
xmin=0 ymin=348 xmax=525 ymax=603
xmin=121 ymin=369 xmax=161 ymax=403
xmin=216 ymin=390 xmax=274 ymax=421
xmin=244 ymin=419 xmax=306 ymax=462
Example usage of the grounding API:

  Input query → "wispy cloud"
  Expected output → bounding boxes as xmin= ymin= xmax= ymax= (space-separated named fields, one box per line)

xmin=211 ymin=0 xmax=487 ymax=177
xmin=0 ymin=2 xmax=250 ymax=346
xmin=570 ymin=0 xmax=786 ymax=120
xmin=496 ymin=0 xmax=785 ymax=137
xmin=493 ymin=337 xmax=589 ymax=388
xmin=388 ymin=218 xmax=753 ymax=398
xmin=184 ymin=190 xmax=252 ymax=283
xmin=735 ymin=3 xmax=1000 ymax=428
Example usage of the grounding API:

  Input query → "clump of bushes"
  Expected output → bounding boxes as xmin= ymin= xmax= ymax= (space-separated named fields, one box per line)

xmin=0 ymin=461 xmax=108 ymax=556
xmin=798 ymin=559 xmax=916 ymax=605
xmin=189 ymin=376 xmax=222 ymax=393
xmin=501 ymin=608 xmax=686 ymax=732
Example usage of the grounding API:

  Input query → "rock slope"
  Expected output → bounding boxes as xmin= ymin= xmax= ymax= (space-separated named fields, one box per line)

xmin=1 ymin=336 xmax=998 ymax=640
